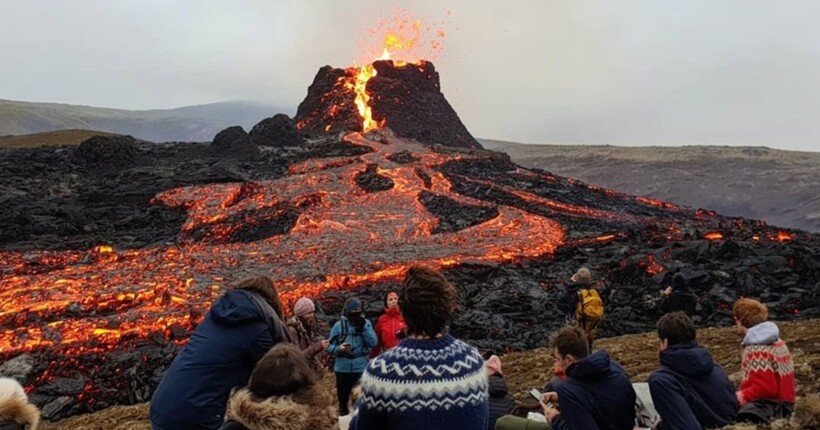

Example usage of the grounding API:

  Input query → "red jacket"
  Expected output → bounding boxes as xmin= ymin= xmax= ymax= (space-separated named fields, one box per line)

xmin=370 ymin=307 xmax=406 ymax=358
xmin=737 ymin=322 xmax=796 ymax=405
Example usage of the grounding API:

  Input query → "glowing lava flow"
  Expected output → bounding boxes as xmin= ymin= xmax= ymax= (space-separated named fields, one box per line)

xmin=0 ymin=131 xmax=570 ymax=357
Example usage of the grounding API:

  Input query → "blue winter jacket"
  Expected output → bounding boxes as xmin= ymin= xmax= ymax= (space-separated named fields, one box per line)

xmin=327 ymin=316 xmax=378 ymax=373
xmin=150 ymin=290 xmax=288 ymax=430
xmin=649 ymin=341 xmax=738 ymax=430
xmin=551 ymin=350 xmax=637 ymax=430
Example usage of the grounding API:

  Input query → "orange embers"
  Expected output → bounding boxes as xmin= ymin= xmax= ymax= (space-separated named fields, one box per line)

xmin=704 ymin=232 xmax=724 ymax=240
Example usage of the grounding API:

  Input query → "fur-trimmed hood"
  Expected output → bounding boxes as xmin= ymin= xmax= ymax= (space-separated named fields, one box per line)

xmin=224 ymin=388 xmax=338 ymax=430
xmin=0 ymin=395 xmax=40 ymax=430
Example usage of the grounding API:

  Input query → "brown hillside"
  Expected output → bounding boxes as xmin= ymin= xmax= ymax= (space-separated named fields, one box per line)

xmin=481 ymin=140 xmax=820 ymax=233
xmin=0 ymin=129 xmax=119 ymax=148
xmin=39 ymin=319 xmax=820 ymax=430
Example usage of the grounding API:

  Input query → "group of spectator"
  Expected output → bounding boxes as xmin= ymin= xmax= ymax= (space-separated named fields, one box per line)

xmin=0 ymin=265 xmax=797 ymax=430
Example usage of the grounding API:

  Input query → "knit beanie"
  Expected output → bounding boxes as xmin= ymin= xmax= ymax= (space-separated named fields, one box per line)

xmin=344 ymin=297 xmax=362 ymax=314
xmin=293 ymin=297 xmax=316 ymax=317
xmin=485 ymin=355 xmax=502 ymax=376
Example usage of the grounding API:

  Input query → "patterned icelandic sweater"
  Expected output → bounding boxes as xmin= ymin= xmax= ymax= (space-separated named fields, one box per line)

xmin=737 ymin=321 xmax=796 ymax=405
xmin=350 ymin=334 xmax=489 ymax=430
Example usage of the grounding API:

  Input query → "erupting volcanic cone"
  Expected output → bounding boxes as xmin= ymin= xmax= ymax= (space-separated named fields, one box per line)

xmin=294 ymin=60 xmax=481 ymax=149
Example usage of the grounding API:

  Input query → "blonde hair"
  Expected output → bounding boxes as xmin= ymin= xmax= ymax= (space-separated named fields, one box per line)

xmin=571 ymin=268 xmax=592 ymax=285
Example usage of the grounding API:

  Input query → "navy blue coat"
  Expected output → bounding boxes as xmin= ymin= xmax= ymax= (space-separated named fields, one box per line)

xmin=150 ymin=290 xmax=287 ymax=430
xmin=649 ymin=342 xmax=737 ymax=430
xmin=551 ymin=351 xmax=636 ymax=430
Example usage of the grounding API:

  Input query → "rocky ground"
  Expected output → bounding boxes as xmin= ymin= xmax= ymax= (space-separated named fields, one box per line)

xmin=481 ymin=140 xmax=820 ymax=233
xmin=40 ymin=318 xmax=819 ymax=430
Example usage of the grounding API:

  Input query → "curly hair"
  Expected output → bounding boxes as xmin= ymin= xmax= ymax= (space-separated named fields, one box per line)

xmin=732 ymin=298 xmax=768 ymax=329
xmin=249 ymin=343 xmax=317 ymax=399
xmin=234 ymin=276 xmax=284 ymax=319
xmin=399 ymin=266 xmax=457 ymax=337
xmin=550 ymin=325 xmax=589 ymax=359
xmin=657 ymin=312 xmax=696 ymax=345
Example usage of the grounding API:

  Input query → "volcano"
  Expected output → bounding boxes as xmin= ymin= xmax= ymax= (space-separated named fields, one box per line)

xmin=1 ymin=61 xmax=818 ymax=420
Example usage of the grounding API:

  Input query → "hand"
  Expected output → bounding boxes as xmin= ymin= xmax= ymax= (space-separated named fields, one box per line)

xmin=542 ymin=391 xmax=559 ymax=405
xmin=661 ymin=287 xmax=672 ymax=297
xmin=340 ymin=343 xmax=352 ymax=354
xmin=543 ymin=404 xmax=560 ymax=422
xmin=321 ymin=339 xmax=330 ymax=349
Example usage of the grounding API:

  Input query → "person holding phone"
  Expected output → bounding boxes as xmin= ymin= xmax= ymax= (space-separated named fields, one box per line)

xmin=327 ymin=297 xmax=377 ymax=415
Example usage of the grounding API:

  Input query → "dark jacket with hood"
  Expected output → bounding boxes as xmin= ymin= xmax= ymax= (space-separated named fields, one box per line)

xmin=551 ymin=351 xmax=636 ymax=430
xmin=487 ymin=374 xmax=515 ymax=430
xmin=659 ymin=274 xmax=697 ymax=316
xmin=151 ymin=289 xmax=289 ymax=430
xmin=649 ymin=341 xmax=737 ymax=430
xmin=557 ymin=283 xmax=587 ymax=320
xmin=218 ymin=386 xmax=338 ymax=430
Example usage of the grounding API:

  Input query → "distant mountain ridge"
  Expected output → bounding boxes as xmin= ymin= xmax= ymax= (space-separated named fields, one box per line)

xmin=481 ymin=139 xmax=820 ymax=233
xmin=0 ymin=99 xmax=292 ymax=142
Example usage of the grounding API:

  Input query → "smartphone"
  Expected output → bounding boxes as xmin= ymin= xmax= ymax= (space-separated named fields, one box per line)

xmin=530 ymin=388 xmax=555 ymax=409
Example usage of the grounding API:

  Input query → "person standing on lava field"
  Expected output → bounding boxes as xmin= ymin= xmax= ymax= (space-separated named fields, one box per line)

xmin=150 ymin=276 xmax=291 ymax=430
xmin=286 ymin=297 xmax=330 ymax=373
xmin=732 ymin=298 xmax=795 ymax=424
xmin=369 ymin=291 xmax=407 ymax=358
xmin=326 ymin=297 xmax=377 ymax=416
xmin=558 ymin=267 xmax=604 ymax=350
xmin=658 ymin=273 xmax=697 ymax=317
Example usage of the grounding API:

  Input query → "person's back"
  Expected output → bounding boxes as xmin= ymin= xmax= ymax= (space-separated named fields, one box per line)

xmin=351 ymin=266 xmax=489 ymax=430
xmin=553 ymin=351 xmax=636 ymax=430
xmin=648 ymin=312 xmax=737 ymax=430
xmin=487 ymin=372 xmax=515 ymax=430
xmin=151 ymin=278 xmax=288 ymax=430
xmin=219 ymin=344 xmax=338 ymax=430
xmin=732 ymin=299 xmax=795 ymax=423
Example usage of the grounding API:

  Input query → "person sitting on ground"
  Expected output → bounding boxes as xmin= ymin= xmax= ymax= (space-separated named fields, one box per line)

xmin=732 ymin=298 xmax=795 ymax=423
xmin=545 ymin=326 xmax=635 ymax=430
xmin=327 ymin=297 xmax=377 ymax=416
xmin=286 ymin=297 xmax=329 ymax=372
xmin=369 ymin=291 xmax=407 ymax=358
xmin=648 ymin=312 xmax=737 ymax=429
xmin=658 ymin=273 xmax=696 ymax=317
xmin=150 ymin=276 xmax=291 ymax=430
xmin=0 ymin=377 xmax=40 ymax=430
xmin=351 ymin=266 xmax=489 ymax=430
xmin=219 ymin=343 xmax=338 ymax=430
xmin=496 ymin=326 xmax=635 ymax=430
xmin=486 ymin=355 xmax=516 ymax=430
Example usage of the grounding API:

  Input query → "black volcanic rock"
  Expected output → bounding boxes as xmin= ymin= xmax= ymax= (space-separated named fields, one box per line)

xmin=295 ymin=66 xmax=361 ymax=138
xmin=249 ymin=114 xmax=303 ymax=147
xmin=72 ymin=135 xmax=139 ymax=168
xmin=369 ymin=60 xmax=481 ymax=149
xmin=294 ymin=61 xmax=482 ymax=149
xmin=211 ymin=126 xmax=257 ymax=156
xmin=355 ymin=163 xmax=395 ymax=192
xmin=419 ymin=191 xmax=500 ymax=233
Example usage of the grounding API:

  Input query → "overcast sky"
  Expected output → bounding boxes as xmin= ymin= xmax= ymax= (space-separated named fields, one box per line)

xmin=2 ymin=0 xmax=819 ymax=151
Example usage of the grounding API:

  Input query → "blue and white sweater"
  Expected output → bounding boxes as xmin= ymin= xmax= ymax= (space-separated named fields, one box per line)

xmin=350 ymin=334 xmax=489 ymax=430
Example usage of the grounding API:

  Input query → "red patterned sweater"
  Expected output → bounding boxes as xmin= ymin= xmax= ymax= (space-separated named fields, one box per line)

xmin=737 ymin=321 xmax=796 ymax=405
